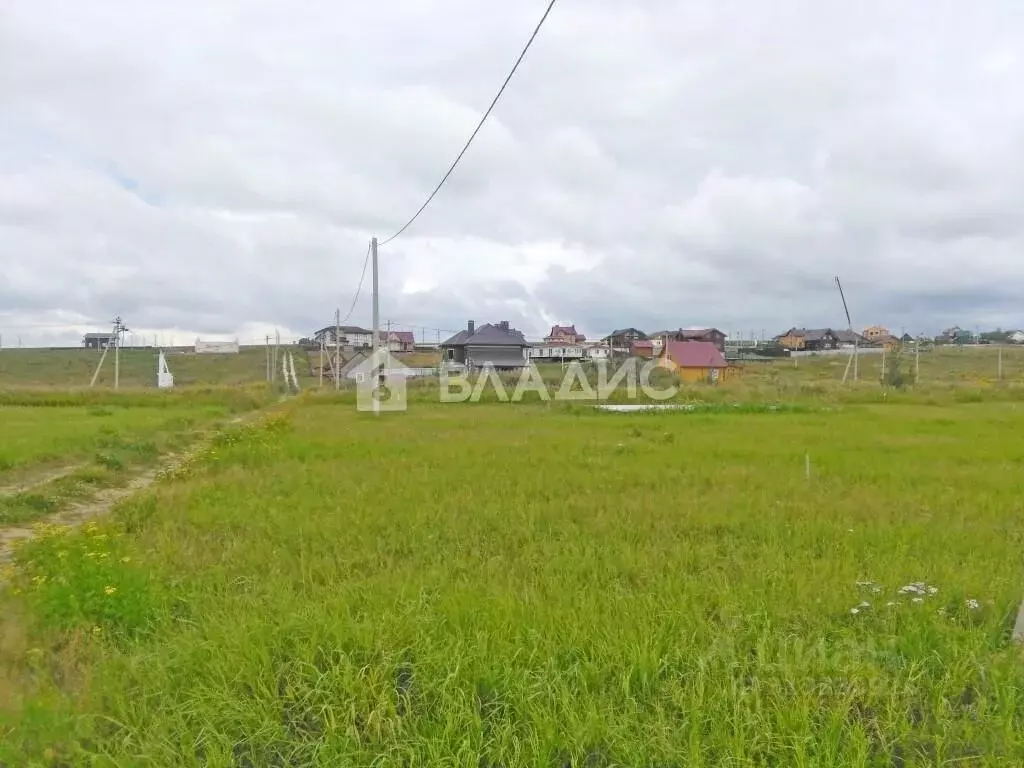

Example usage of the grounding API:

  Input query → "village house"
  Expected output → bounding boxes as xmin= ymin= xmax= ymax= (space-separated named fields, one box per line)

xmin=833 ymin=329 xmax=868 ymax=347
xmin=83 ymin=332 xmax=116 ymax=350
xmin=440 ymin=320 xmax=529 ymax=369
xmin=775 ymin=328 xmax=841 ymax=352
xmin=862 ymin=325 xmax=891 ymax=341
xmin=649 ymin=328 xmax=727 ymax=352
xmin=602 ymin=328 xmax=647 ymax=348
xmin=1010 ymin=331 xmax=1024 ymax=344
xmin=529 ymin=342 xmax=586 ymax=362
xmin=314 ymin=324 xmax=372 ymax=348
xmin=657 ymin=341 xmax=734 ymax=384
xmin=543 ymin=324 xmax=586 ymax=345
xmin=631 ymin=340 xmax=656 ymax=358
xmin=384 ymin=330 xmax=416 ymax=353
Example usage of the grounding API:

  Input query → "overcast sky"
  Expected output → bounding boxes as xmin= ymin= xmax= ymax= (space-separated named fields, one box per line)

xmin=2 ymin=0 xmax=1023 ymax=346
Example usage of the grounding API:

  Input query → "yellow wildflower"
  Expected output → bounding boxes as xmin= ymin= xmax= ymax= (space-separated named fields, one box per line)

xmin=104 ymin=585 xmax=117 ymax=596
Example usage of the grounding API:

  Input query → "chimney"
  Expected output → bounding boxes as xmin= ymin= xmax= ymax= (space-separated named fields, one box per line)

xmin=500 ymin=320 xmax=509 ymax=331
xmin=467 ymin=320 xmax=475 ymax=334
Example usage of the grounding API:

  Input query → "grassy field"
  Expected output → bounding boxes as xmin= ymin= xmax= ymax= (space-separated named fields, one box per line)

xmin=0 ymin=389 xmax=269 ymax=527
xmin=0 ymin=346 xmax=444 ymax=389
xmin=3 ymin=384 xmax=1024 ymax=765
xmin=0 ymin=347 xmax=314 ymax=389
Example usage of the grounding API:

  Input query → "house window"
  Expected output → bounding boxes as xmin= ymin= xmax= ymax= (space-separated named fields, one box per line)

xmin=446 ymin=348 xmax=454 ymax=360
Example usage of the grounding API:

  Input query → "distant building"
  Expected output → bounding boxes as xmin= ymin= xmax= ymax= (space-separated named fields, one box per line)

xmin=1010 ymin=331 xmax=1024 ymax=344
xmin=440 ymin=320 xmax=529 ymax=369
xmin=544 ymin=324 xmax=586 ymax=345
xmin=862 ymin=325 xmax=890 ymax=341
xmin=631 ymin=340 xmax=656 ymax=358
xmin=602 ymin=328 xmax=647 ymax=348
xmin=650 ymin=328 xmax=727 ymax=352
xmin=833 ymin=329 xmax=868 ymax=347
xmin=83 ymin=332 xmax=116 ymax=350
xmin=775 ymin=328 xmax=840 ymax=352
xmin=658 ymin=341 xmax=735 ymax=384
xmin=384 ymin=331 xmax=416 ymax=353
xmin=314 ymin=325 xmax=372 ymax=348
xmin=529 ymin=342 xmax=586 ymax=361
xmin=195 ymin=339 xmax=239 ymax=354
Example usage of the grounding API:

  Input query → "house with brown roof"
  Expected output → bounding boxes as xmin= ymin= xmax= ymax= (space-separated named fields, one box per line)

xmin=775 ymin=328 xmax=840 ymax=352
xmin=631 ymin=340 xmax=656 ymax=358
xmin=544 ymin=324 xmax=586 ymax=345
xmin=657 ymin=341 xmax=735 ymax=383
xmin=649 ymin=327 xmax=727 ymax=352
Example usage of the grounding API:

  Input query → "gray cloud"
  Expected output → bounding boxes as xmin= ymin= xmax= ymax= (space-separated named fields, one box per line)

xmin=2 ymin=0 xmax=1023 ymax=347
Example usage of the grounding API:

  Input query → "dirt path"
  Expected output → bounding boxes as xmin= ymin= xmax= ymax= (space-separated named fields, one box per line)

xmin=0 ymin=401 xmax=288 ymax=569
xmin=0 ymin=464 xmax=85 ymax=497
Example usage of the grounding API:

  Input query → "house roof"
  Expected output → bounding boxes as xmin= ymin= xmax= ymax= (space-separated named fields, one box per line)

xmin=441 ymin=322 xmax=528 ymax=348
xmin=781 ymin=327 xmax=837 ymax=342
xmin=663 ymin=341 xmax=728 ymax=368
xmin=388 ymin=331 xmax=415 ymax=344
xmin=84 ymin=332 xmax=116 ymax=339
xmin=547 ymin=324 xmax=583 ymax=338
xmin=608 ymin=328 xmax=647 ymax=338
xmin=833 ymin=329 xmax=866 ymax=344
xmin=315 ymin=325 xmax=371 ymax=335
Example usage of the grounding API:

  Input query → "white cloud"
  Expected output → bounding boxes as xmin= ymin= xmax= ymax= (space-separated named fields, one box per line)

xmin=2 ymin=0 xmax=1024 ymax=346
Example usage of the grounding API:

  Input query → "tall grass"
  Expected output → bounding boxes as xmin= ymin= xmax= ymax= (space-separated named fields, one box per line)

xmin=3 ymin=400 xmax=1024 ymax=764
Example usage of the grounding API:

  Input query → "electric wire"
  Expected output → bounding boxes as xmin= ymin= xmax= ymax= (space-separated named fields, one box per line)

xmin=379 ymin=0 xmax=558 ymax=246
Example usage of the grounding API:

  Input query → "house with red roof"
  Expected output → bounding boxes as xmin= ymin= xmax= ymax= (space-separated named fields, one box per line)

xmin=544 ymin=324 xmax=586 ymax=345
xmin=631 ymin=340 xmax=656 ymax=358
xmin=657 ymin=340 xmax=735 ymax=383
xmin=385 ymin=330 xmax=416 ymax=353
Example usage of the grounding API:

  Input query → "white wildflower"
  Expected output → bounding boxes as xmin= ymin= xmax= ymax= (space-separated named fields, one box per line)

xmin=851 ymin=607 xmax=860 ymax=615
xmin=927 ymin=586 xmax=939 ymax=595
xmin=966 ymin=599 xmax=980 ymax=610
xmin=912 ymin=597 xmax=924 ymax=604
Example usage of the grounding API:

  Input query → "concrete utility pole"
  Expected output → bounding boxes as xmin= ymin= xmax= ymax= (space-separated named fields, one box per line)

xmin=111 ymin=316 xmax=127 ymax=390
xmin=371 ymin=236 xmax=381 ymax=414
xmin=265 ymin=335 xmax=271 ymax=382
xmin=999 ymin=345 xmax=1003 ymax=381
xmin=334 ymin=308 xmax=341 ymax=390
xmin=915 ymin=336 xmax=920 ymax=383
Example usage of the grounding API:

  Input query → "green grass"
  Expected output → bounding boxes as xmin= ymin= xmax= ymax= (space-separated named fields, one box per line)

xmin=0 ymin=405 xmax=204 ymax=477
xmin=3 ymin=398 xmax=1024 ymax=765
xmin=0 ymin=389 xmax=271 ymax=526
xmin=0 ymin=346 xmax=315 ymax=389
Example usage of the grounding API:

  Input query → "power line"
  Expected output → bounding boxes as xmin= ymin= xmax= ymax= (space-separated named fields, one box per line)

xmin=340 ymin=240 xmax=372 ymax=324
xmin=379 ymin=0 xmax=559 ymax=247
